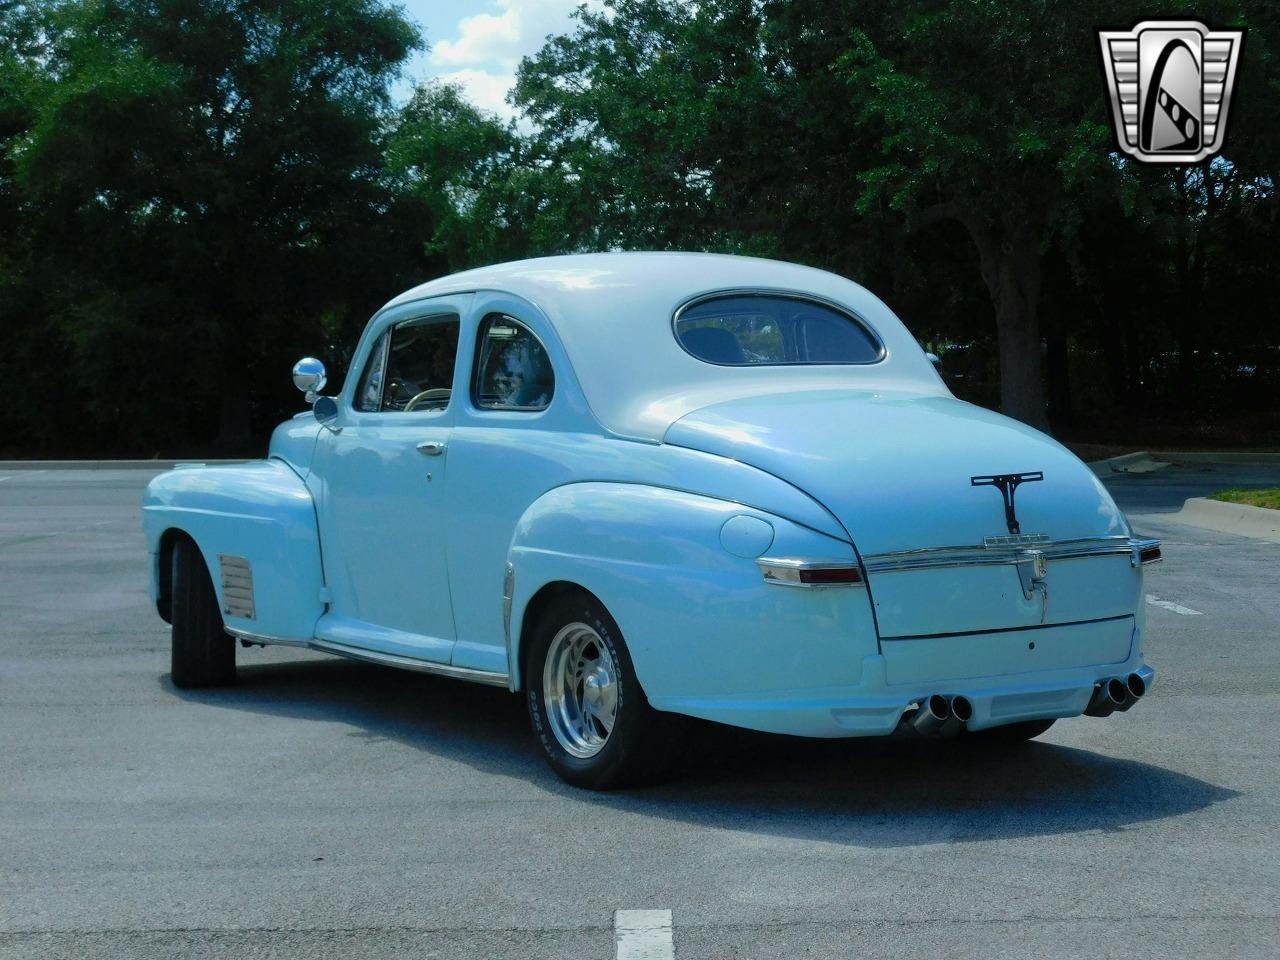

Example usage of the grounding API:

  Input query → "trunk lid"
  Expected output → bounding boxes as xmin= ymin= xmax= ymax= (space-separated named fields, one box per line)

xmin=665 ymin=390 xmax=1138 ymax=639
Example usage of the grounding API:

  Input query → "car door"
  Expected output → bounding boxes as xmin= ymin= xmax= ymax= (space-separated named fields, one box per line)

xmin=442 ymin=299 xmax=571 ymax=675
xmin=309 ymin=305 xmax=465 ymax=663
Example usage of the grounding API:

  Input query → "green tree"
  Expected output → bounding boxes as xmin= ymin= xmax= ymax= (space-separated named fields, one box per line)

xmin=13 ymin=0 xmax=421 ymax=449
xmin=514 ymin=0 xmax=1277 ymax=431
xmin=385 ymin=82 xmax=573 ymax=270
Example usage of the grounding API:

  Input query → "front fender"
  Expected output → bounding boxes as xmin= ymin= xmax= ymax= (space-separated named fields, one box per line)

xmin=506 ymin=482 xmax=880 ymax=704
xmin=143 ymin=459 xmax=324 ymax=642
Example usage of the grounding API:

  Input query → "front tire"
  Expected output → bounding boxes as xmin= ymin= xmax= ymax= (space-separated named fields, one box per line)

xmin=525 ymin=591 xmax=681 ymax=789
xmin=170 ymin=537 xmax=236 ymax=688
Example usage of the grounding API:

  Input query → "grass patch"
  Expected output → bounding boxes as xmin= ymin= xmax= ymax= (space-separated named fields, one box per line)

xmin=1210 ymin=487 xmax=1280 ymax=510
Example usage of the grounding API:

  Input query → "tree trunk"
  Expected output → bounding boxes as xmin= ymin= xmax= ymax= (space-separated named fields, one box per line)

xmin=1045 ymin=317 xmax=1072 ymax=431
xmin=909 ymin=202 xmax=1051 ymax=432
xmin=967 ymin=216 xmax=1051 ymax=432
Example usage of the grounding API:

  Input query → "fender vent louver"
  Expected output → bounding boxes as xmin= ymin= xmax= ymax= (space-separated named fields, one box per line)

xmin=218 ymin=554 xmax=256 ymax=619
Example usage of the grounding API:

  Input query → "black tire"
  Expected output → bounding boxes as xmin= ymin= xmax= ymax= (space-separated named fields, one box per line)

xmin=967 ymin=718 xmax=1055 ymax=743
xmin=170 ymin=537 xmax=236 ymax=688
xmin=525 ymin=591 xmax=683 ymax=790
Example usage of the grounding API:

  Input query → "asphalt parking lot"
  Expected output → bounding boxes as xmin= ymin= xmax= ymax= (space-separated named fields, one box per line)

xmin=2 ymin=462 xmax=1278 ymax=959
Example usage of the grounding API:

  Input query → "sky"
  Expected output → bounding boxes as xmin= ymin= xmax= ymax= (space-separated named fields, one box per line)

xmin=397 ymin=0 xmax=594 ymax=119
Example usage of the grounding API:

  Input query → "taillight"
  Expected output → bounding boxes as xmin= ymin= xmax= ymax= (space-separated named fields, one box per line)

xmin=757 ymin=558 xmax=865 ymax=588
xmin=1130 ymin=538 xmax=1162 ymax=566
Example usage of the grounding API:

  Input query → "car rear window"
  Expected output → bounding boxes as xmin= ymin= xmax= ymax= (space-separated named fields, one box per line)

xmin=674 ymin=293 xmax=883 ymax=366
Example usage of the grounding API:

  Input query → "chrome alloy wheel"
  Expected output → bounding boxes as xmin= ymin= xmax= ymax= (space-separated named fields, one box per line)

xmin=542 ymin=621 xmax=618 ymax=758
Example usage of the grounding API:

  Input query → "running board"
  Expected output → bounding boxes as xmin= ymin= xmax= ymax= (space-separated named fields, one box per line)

xmin=224 ymin=627 xmax=510 ymax=688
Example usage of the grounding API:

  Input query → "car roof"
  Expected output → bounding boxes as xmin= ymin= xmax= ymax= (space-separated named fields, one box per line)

xmin=383 ymin=252 xmax=947 ymax=441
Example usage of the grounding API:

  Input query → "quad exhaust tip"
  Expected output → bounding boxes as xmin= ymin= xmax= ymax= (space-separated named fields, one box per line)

xmin=910 ymin=694 xmax=952 ymax=735
xmin=907 ymin=694 xmax=974 ymax=737
xmin=1086 ymin=672 xmax=1148 ymax=717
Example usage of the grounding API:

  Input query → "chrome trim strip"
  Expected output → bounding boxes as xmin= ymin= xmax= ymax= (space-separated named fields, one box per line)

xmin=863 ymin=536 xmax=1151 ymax=574
xmin=310 ymin=638 xmax=510 ymax=687
xmin=983 ymin=533 xmax=1051 ymax=548
xmin=757 ymin=556 xmax=865 ymax=588
xmin=502 ymin=562 xmax=516 ymax=692
xmin=222 ymin=628 xmax=511 ymax=688
xmin=225 ymin=626 xmax=309 ymax=648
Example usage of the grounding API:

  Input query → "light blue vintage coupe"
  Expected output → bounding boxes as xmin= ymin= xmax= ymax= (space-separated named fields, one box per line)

xmin=144 ymin=253 xmax=1161 ymax=788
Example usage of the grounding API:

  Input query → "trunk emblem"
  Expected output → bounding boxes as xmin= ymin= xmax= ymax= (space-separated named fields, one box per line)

xmin=970 ymin=471 xmax=1043 ymax=535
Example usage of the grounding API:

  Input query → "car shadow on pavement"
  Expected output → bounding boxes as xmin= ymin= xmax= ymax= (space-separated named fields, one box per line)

xmin=169 ymin=654 xmax=1238 ymax=848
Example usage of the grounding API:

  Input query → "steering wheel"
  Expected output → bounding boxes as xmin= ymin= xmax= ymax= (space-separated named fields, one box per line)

xmin=403 ymin=387 xmax=452 ymax=411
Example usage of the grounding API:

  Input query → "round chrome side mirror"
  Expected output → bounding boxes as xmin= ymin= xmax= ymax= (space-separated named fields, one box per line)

xmin=292 ymin=357 xmax=327 ymax=404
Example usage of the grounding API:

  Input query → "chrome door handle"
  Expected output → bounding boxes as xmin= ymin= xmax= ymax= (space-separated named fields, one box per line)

xmin=416 ymin=441 xmax=446 ymax=456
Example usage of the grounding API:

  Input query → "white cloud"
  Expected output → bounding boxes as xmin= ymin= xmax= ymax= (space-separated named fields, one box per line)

xmin=430 ymin=0 xmax=586 ymax=72
xmin=435 ymin=68 xmax=520 ymax=120
xmin=424 ymin=0 xmax=597 ymax=121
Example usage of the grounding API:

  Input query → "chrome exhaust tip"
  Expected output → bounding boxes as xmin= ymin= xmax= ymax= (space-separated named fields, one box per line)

xmin=1114 ymin=673 xmax=1144 ymax=712
xmin=937 ymin=694 xmax=974 ymax=737
xmin=910 ymin=694 xmax=951 ymax=735
xmin=1085 ymin=677 xmax=1129 ymax=717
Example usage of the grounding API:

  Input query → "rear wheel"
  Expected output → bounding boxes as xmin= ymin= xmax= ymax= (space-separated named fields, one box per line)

xmin=967 ymin=718 xmax=1055 ymax=743
xmin=525 ymin=591 xmax=682 ymax=789
xmin=170 ymin=537 xmax=236 ymax=688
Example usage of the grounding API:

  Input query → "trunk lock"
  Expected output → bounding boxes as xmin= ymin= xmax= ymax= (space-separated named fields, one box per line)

xmin=1016 ymin=549 xmax=1049 ymax=622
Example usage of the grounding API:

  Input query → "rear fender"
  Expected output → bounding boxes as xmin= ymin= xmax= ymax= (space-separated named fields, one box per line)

xmin=506 ymin=482 xmax=880 ymax=701
xmin=143 ymin=459 xmax=324 ymax=641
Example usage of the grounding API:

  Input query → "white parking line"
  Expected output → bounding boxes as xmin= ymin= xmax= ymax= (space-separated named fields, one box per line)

xmin=1146 ymin=594 xmax=1203 ymax=616
xmin=0 ymin=476 xmax=12 ymax=482
xmin=615 ymin=909 xmax=674 ymax=960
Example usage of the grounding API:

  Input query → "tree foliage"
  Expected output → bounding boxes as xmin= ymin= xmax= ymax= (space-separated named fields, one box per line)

xmin=0 ymin=0 xmax=1276 ymax=455
xmin=511 ymin=0 xmax=1279 ymax=432
xmin=3 ymin=0 xmax=424 ymax=450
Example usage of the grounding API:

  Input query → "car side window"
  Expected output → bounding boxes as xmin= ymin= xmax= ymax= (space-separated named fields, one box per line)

xmin=354 ymin=330 xmax=390 ymax=412
xmin=472 ymin=315 xmax=554 ymax=411
xmin=377 ymin=316 xmax=460 ymax=412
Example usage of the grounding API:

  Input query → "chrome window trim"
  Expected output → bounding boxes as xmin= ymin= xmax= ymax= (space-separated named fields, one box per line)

xmin=756 ymin=556 xmax=866 ymax=588
xmin=671 ymin=288 xmax=887 ymax=367
xmin=862 ymin=536 xmax=1161 ymax=574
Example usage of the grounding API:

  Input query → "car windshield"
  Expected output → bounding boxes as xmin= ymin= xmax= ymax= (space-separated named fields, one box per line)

xmin=674 ymin=293 xmax=883 ymax=366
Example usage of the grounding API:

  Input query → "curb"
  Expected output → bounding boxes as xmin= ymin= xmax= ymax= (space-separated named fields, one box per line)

xmin=1087 ymin=451 xmax=1170 ymax=477
xmin=1150 ymin=450 xmax=1280 ymax=464
xmin=0 ymin=460 xmax=249 ymax=470
xmin=1167 ymin=497 xmax=1280 ymax=544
